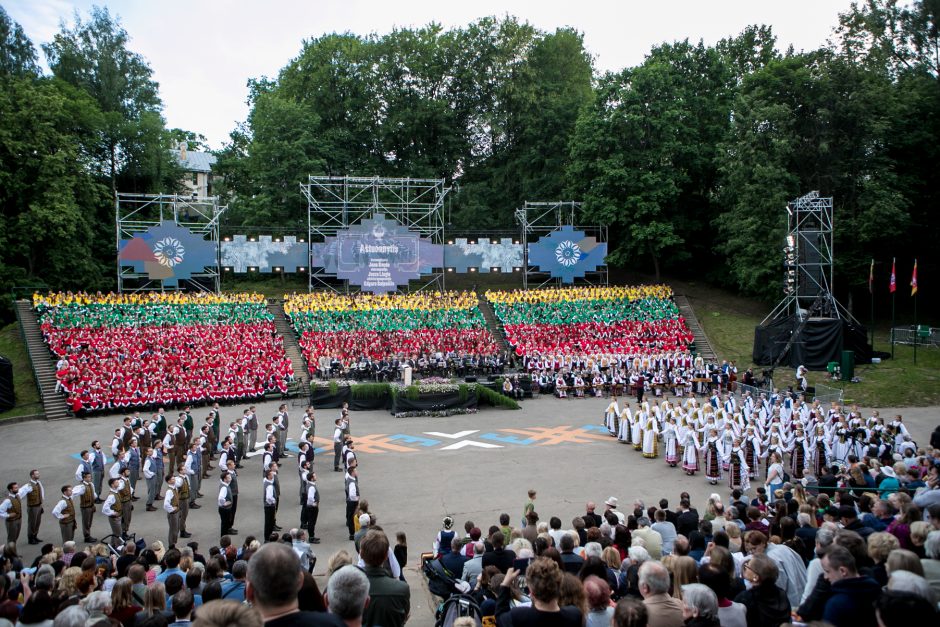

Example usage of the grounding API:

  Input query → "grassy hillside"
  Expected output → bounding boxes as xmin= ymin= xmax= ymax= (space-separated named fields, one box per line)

xmin=675 ymin=278 xmax=940 ymax=407
xmin=0 ymin=322 xmax=43 ymax=420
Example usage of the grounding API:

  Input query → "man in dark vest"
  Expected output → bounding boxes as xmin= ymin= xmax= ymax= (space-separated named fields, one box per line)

xmin=0 ymin=482 xmax=27 ymax=545
xmin=218 ymin=472 xmax=234 ymax=538
xmin=24 ymin=469 xmax=45 ymax=545
xmin=143 ymin=447 xmax=159 ymax=511
xmin=304 ymin=471 xmax=320 ymax=544
xmin=262 ymin=468 xmax=277 ymax=542
xmin=175 ymin=465 xmax=193 ymax=539
xmin=118 ymin=467 xmax=134 ymax=538
xmin=345 ymin=466 xmax=360 ymax=541
xmin=101 ymin=477 xmax=123 ymax=548
xmin=224 ymin=458 xmax=239 ymax=535
xmin=247 ymin=405 xmax=259 ymax=455
xmin=72 ymin=471 xmax=97 ymax=542
xmin=52 ymin=485 xmax=77 ymax=543
xmin=164 ymin=475 xmax=180 ymax=547
xmin=127 ymin=438 xmax=141 ymax=497
xmin=91 ymin=440 xmax=107 ymax=503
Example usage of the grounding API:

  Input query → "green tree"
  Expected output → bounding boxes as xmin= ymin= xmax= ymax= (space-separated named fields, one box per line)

xmin=568 ymin=40 xmax=731 ymax=280
xmin=43 ymin=6 xmax=177 ymax=194
xmin=714 ymin=52 xmax=909 ymax=301
xmin=0 ymin=5 xmax=39 ymax=77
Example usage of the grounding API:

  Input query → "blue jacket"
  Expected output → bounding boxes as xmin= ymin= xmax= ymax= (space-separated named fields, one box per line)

xmin=823 ymin=576 xmax=880 ymax=627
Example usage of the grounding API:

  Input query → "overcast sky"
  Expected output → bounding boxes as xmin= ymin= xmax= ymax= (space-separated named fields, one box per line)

xmin=6 ymin=1 xmax=858 ymax=150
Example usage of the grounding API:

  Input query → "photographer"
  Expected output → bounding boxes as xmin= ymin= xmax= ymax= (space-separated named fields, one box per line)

xmin=497 ymin=557 xmax=581 ymax=626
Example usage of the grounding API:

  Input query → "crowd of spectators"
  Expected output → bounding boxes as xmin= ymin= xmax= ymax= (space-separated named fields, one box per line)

xmin=422 ymin=483 xmax=940 ymax=626
xmin=37 ymin=293 xmax=294 ymax=415
xmin=285 ymin=291 xmax=503 ymax=381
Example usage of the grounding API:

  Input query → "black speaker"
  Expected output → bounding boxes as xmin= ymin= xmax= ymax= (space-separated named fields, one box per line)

xmin=0 ymin=355 xmax=14 ymax=411
xmin=465 ymin=376 xmax=477 ymax=383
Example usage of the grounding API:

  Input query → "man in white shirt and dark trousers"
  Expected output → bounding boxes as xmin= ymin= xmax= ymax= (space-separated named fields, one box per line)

xmin=224 ymin=458 xmax=239 ymax=534
xmin=52 ymin=485 xmax=77 ymax=543
xmin=218 ymin=472 xmax=234 ymax=538
xmin=164 ymin=475 xmax=180 ymax=547
xmin=345 ymin=466 xmax=360 ymax=541
xmin=101 ymin=478 xmax=123 ymax=548
xmin=333 ymin=418 xmax=346 ymax=471
xmin=72 ymin=472 xmax=97 ymax=542
xmin=304 ymin=471 xmax=320 ymax=544
xmin=0 ymin=482 xmax=28 ymax=545
xmin=23 ymin=469 xmax=45 ymax=545
xmin=143 ymin=447 xmax=159 ymax=511
xmin=263 ymin=468 xmax=277 ymax=541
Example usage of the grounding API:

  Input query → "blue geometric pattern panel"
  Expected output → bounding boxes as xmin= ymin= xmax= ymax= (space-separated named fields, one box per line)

xmin=527 ymin=225 xmax=607 ymax=283
xmin=118 ymin=221 xmax=217 ymax=287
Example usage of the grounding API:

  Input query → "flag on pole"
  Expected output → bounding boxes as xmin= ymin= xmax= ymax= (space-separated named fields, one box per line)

xmin=911 ymin=259 xmax=918 ymax=296
xmin=869 ymin=259 xmax=874 ymax=294
xmin=890 ymin=258 xmax=896 ymax=293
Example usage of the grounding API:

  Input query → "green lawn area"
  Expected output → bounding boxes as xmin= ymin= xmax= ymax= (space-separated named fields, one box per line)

xmin=677 ymin=279 xmax=940 ymax=407
xmin=0 ymin=322 xmax=43 ymax=420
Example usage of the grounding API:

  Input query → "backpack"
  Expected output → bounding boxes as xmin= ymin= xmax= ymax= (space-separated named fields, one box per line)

xmin=435 ymin=594 xmax=482 ymax=627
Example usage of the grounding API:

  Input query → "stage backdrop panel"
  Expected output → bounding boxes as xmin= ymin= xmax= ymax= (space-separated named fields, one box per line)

xmin=119 ymin=221 xmax=216 ymax=287
xmin=310 ymin=214 xmax=443 ymax=293
xmin=221 ymin=235 xmax=307 ymax=273
xmin=528 ymin=225 xmax=607 ymax=283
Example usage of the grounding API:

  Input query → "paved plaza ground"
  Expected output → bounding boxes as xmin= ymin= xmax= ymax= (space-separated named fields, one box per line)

xmin=1 ymin=395 xmax=937 ymax=625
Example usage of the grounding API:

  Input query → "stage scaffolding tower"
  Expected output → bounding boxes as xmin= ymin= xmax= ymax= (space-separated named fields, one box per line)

xmin=514 ymin=201 xmax=608 ymax=289
xmin=115 ymin=193 xmax=226 ymax=293
xmin=302 ymin=176 xmax=450 ymax=293
xmin=762 ymin=190 xmax=862 ymax=327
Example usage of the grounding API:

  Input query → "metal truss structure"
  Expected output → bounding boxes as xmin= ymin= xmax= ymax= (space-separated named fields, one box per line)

xmin=115 ymin=193 xmax=227 ymax=293
xmin=514 ymin=201 xmax=608 ymax=289
xmin=302 ymin=176 xmax=450 ymax=293
xmin=763 ymin=191 xmax=855 ymax=324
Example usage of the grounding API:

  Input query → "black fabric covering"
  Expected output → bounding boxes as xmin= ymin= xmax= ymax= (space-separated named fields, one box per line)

xmin=310 ymin=386 xmax=393 ymax=410
xmin=0 ymin=356 xmax=12 ymax=411
xmin=390 ymin=390 xmax=478 ymax=414
xmin=753 ymin=316 xmax=872 ymax=369
xmin=310 ymin=385 xmax=350 ymax=409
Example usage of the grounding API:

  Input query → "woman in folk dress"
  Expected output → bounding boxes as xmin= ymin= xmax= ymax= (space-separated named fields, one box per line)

xmin=642 ymin=414 xmax=659 ymax=459
xmin=680 ymin=422 xmax=700 ymax=475
xmin=662 ymin=416 xmax=679 ymax=467
xmin=788 ymin=429 xmax=811 ymax=481
xmin=701 ymin=429 xmax=723 ymax=485
xmin=725 ymin=439 xmax=751 ymax=492
xmin=604 ymin=396 xmax=620 ymax=436
xmin=742 ymin=427 xmax=762 ymax=481
xmin=811 ymin=425 xmax=832 ymax=477
xmin=632 ymin=406 xmax=645 ymax=451
xmin=617 ymin=403 xmax=633 ymax=444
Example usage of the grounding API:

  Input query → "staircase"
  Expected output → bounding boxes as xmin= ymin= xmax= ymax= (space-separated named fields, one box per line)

xmin=14 ymin=300 xmax=69 ymax=420
xmin=477 ymin=295 xmax=510 ymax=353
xmin=267 ymin=300 xmax=311 ymax=385
xmin=674 ymin=294 xmax=718 ymax=361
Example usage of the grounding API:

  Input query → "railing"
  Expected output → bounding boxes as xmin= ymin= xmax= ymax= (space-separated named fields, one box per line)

xmin=9 ymin=288 xmax=47 ymax=406
xmin=735 ymin=378 xmax=842 ymax=405
xmin=891 ymin=326 xmax=939 ymax=347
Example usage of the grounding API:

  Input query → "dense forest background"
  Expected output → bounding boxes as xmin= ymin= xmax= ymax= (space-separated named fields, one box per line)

xmin=1 ymin=1 xmax=937 ymax=323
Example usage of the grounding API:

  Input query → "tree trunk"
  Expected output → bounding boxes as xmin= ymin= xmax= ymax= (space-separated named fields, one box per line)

xmin=648 ymin=242 xmax=661 ymax=282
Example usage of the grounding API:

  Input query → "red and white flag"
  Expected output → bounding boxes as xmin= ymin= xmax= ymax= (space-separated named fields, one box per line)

xmin=890 ymin=258 xmax=896 ymax=293
xmin=911 ymin=259 xmax=918 ymax=296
